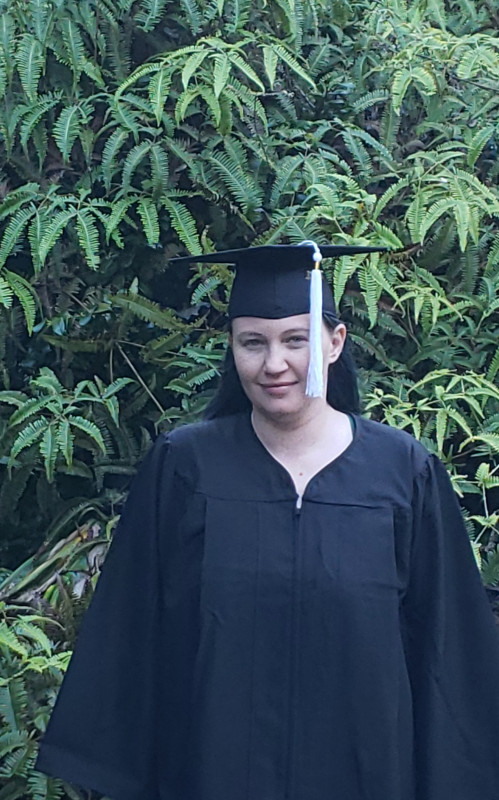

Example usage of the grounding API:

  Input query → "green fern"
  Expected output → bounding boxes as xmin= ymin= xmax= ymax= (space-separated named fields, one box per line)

xmin=101 ymin=128 xmax=131 ymax=190
xmin=112 ymin=291 xmax=185 ymax=329
xmin=20 ymin=93 xmax=61 ymax=152
xmin=148 ymin=69 xmax=172 ymax=124
xmin=15 ymin=34 xmax=44 ymax=101
xmin=137 ymin=198 xmax=160 ymax=245
xmin=122 ymin=141 xmax=152 ymax=190
xmin=135 ymin=0 xmax=168 ymax=31
xmin=0 ymin=205 xmax=37 ymax=269
xmin=270 ymin=155 xmax=303 ymax=207
xmin=56 ymin=419 xmax=74 ymax=466
xmin=3 ymin=271 xmax=37 ymax=334
xmin=467 ymin=125 xmax=495 ymax=168
xmin=9 ymin=418 xmax=47 ymax=463
xmin=76 ymin=210 xmax=100 ymax=270
xmin=38 ymin=209 xmax=76 ymax=265
xmin=53 ymin=105 xmax=87 ymax=163
xmin=162 ymin=198 xmax=201 ymax=253
xmin=207 ymin=141 xmax=263 ymax=213
xmin=67 ymin=415 xmax=105 ymax=452
xmin=268 ymin=41 xmax=316 ymax=89
xmin=352 ymin=90 xmax=390 ymax=113
xmin=59 ymin=18 xmax=86 ymax=79
xmin=341 ymin=129 xmax=373 ymax=177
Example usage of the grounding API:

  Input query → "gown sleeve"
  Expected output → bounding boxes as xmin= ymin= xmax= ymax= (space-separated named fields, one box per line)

xmin=35 ymin=433 xmax=176 ymax=800
xmin=403 ymin=453 xmax=499 ymax=800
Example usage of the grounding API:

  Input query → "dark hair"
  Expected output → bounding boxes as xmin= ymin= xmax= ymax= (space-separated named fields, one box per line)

xmin=203 ymin=315 xmax=360 ymax=419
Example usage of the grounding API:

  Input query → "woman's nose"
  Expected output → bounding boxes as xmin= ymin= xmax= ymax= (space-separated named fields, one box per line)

xmin=263 ymin=344 xmax=288 ymax=373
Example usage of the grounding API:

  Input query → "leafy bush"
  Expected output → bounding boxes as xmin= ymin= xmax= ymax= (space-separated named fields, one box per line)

xmin=0 ymin=0 xmax=498 ymax=791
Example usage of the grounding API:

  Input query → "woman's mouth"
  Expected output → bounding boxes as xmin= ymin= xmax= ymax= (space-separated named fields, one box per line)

xmin=260 ymin=382 xmax=297 ymax=394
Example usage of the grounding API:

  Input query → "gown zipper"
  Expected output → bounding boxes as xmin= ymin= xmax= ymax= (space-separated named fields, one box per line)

xmin=285 ymin=498 xmax=302 ymax=799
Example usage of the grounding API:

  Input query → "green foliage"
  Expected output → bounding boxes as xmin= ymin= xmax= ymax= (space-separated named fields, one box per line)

xmin=0 ymin=369 xmax=132 ymax=481
xmin=0 ymin=0 xmax=496 ymax=794
xmin=0 ymin=0 xmax=497 ymax=577
xmin=0 ymin=0 xmax=497 ymax=711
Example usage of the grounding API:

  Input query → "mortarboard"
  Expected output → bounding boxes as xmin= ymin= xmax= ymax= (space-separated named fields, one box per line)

xmin=171 ymin=242 xmax=386 ymax=397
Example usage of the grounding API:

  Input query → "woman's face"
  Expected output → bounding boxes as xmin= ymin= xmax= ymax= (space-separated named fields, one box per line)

xmin=230 ymin=314 xmax=346 ymax=420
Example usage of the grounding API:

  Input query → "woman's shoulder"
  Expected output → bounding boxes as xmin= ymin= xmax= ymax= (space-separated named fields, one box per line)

xmin=354 ymin=415 xmax=430 ymax=475
xmin=165 ymin=413 xmax=242 ymax=447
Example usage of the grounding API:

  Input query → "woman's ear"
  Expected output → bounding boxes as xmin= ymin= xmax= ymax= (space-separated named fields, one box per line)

xmin=325 ymin=323 xmax=347 ymax=365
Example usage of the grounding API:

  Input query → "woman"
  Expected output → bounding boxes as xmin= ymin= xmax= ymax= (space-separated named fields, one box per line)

xmin=36 ymin=243 xmax=499 ymax=800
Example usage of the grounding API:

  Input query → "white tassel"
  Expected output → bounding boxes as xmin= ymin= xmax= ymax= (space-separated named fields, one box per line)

xmin=298 ymin=240 xmax=324 ymax=397
xmin=305 ymin=266 xmax=323 ymax=397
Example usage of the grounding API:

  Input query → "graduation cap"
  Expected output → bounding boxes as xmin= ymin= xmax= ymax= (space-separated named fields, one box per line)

xmin=171 ymin=241 xmax=386 ymax=397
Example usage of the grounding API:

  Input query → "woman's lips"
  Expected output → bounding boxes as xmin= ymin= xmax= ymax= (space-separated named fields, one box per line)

xmin=259 ymin=382 xmax=297 ymax=394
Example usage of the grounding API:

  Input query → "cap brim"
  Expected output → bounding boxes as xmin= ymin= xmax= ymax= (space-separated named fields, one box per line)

xmin=170 ymin=244 xmax=387 ymax=266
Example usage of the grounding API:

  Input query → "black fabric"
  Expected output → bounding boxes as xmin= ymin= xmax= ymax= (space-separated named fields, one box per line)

xmin=36 ymin=414 xmax=499 ymax=800
xmin=170 ymin=244 xmax=385 ymax=319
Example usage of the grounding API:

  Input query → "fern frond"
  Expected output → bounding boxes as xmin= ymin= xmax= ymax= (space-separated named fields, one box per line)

xmin=148 ymin=69 xmax=171 ymax=124
xmin=208 ymin=145 xmax=263 ymax=213
xmin=135 ymin=0 xmax=168 ymax=32
xmin=67 ymin=415 xmax=106 ymax=453
xmin=101 ymin=128 xmax=130 ymax=191
xmin=0 ymin=275 xmax=14 ymax=309
xmin=14 ymin=619 xmax=52 ymax=655
xmin=19 ymin=93 xmax=61 ymax=151
xmin=4 ymin=271 xmax=36 ymax=334
xmin=122 ymin=141 xmax=151 ymax=189
xmin=149 ymin=143 xmax=169 ymax=198
xmin=181 ymin=49 xmax=209 ymax=91
xmin=59 ymin=18 xmax=86 ymax=79
xmin=228 ymin=52 xmax=265 ymax=92
xmin=0 ymin=730 xmax=29 ymax=759
xmin=53 ymin=105 xmax=84 ymax=163
xmin=0 ymin=184 xmax=40 ymax=223
xmin=270 ymin=42 xmax=315 ymax=89
xmin=406 ymin=193 xmax=428 ymax=243
xmin=57 ymin=418 xmax=74 ymax=466
xmin=76 ymin=210 xmax=100 ymax=270
xmin=180 ymin=0 xmax=205 ymax=33
xmin=104 ymin=196 xmax=135 ymax=244
xmin=15 ymin=34 xmax=44 ymax=100
xmin=10 ymin=417 xmax=47 ymax=461
xmin=115 ymin=62 xmax=160 ymax=98
xmin=32 ymin=367 xmax=64 ymax=394
xmin=262 ymin=44 xmax=278 ymax=90
xmin=0 ymin=204 xmax=37 ymax=269
xmin=198 ymin=86 xmax=222 ymax=126
xmin=270 ymin=155 xmax=303 ymax=207
xmin=0 ymin=13 xmax=15 ymax=81
xmin=391 ymin=67 xmax=412 ymax=115
xmin=174 ymin=86 xmax=201 ymax=126
xmin=162 ymin=198 xmax=201 ymax=253
xmin=0 ymin=622 xmax=29 ymax=658
xmin=352 ymin=90 xmax=390 ymax=114
xmin=39 ymin=424 xmax=58 ymax=482
xmin=419 ymin=197 xmax=454 ymax=242
xmin=137 ymin=198 xmax=160 ymax=245
xmin=467 ymin=125 xmax=495 ymax=168
xmin=112 ymin=292 xmax=183 ymax=329
xmin=486 ymin=345 xmax=499 ymax=383
xmin=341 ymin=128 xmax=372 ymax=177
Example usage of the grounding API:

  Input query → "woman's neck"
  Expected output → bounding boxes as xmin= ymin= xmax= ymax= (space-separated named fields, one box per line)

xmin=251 ymin=402 xmax=345 ymax=458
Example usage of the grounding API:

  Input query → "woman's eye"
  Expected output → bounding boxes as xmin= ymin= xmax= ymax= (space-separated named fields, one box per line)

xmin=242 ymin=339 xmax=263 ymax=348
xmin=287 ymin=336 xmax=308 ymax=345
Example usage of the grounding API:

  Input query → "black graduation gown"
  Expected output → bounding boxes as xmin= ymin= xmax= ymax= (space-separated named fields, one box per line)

xmin=35 ymin=413 xmax=499 ymax=800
